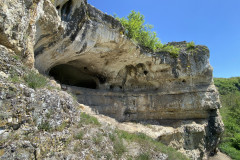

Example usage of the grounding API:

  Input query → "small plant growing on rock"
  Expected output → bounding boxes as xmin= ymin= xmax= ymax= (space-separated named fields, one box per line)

xmin=24 ymin=71 xmax=47 ymax=89
xmin=158 ymin=45 xmax=180 ymax=58
xmin=109 ymin=133 xmax=116 ymax=142
xmin=136 ymin=153 xmax=150 ymax=160
xmin=113 ymin=139 xmax=126 ymax=158
xmin=38 ymin=120 xmax=51 ymax=131
xmin=186 ymin=41 xmax=195 ymax=50
xmin=93 ymin=133 xmax=103 ymax=145
xmin=74 ymin=131 xmax=84 ymax=140
xmin=9 ymin=69 xmax=22 ymax=83
xmin=55 ymin=121 xmax=69 ymax=132
xmin=79 ymin=112 xmax=100 ymax=126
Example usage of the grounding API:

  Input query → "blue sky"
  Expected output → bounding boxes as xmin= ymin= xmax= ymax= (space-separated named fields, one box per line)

xmin=88 ymin=0 xmax=240 ymax=78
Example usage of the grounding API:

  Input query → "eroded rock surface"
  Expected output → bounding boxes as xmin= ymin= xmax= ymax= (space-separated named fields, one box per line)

xmin=1 ymin=0 xmax=224 ymax=159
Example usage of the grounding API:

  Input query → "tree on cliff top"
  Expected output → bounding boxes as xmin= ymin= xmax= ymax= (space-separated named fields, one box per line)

xmin=115 ymin=11 xmax=163 ymax=51
xmin=115 ymin=11 xmax=180 ymax=57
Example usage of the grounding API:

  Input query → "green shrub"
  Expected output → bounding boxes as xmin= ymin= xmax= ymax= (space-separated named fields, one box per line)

xmin=116 ymin=11 xmax=162 ymax=52
xmin=24 ymin=71 xmax=48 ymax=89
xmin=186 ymin=41 xmax=195 ymax=50
xmin=215 ymin=77 xmax=240 ymax=159
xmin=232 ymin=134 xmax=240 ymax=150
xmin=116 ymin=11 xmax=181 ymax=57
xmin=214 ymin=77 xmax=240 ymax=95
xmin=220 ymin=142 xmax=240 ymax=160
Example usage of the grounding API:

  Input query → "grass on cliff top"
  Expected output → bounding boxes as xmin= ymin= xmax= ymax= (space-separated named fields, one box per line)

xmin=214 ymin=77 xmax=240 ymax=159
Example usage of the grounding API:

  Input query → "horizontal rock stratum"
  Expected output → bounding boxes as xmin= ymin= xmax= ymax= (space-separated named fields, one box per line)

xmin=0 ymin=0 xmax=224 ymax=159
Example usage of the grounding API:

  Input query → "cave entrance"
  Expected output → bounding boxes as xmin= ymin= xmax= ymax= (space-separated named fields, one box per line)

xmin=49 ymin=64 xmax=98 ymax=89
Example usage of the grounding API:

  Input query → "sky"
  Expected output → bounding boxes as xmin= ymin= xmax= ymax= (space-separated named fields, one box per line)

xmin=88 ymin=0 xmax=240 ymax=78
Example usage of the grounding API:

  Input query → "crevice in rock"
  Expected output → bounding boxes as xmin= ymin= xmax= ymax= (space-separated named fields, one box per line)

xmin=143 ymin=70 xmax=148 ymax=75
xmin=61 ymin=0 xmax=72 ymax=21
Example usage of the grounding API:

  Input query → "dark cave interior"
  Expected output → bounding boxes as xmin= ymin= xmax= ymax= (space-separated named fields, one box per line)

xmin=49 ymin=64 xmax=99 ymax=89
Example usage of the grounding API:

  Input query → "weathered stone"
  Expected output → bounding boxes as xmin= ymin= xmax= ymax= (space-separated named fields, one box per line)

xmin=0 ymin=0 xmax=36 ymax=67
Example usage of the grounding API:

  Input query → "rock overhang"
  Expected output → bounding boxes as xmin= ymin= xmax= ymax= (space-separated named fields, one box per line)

xmin=33 ymin=0 xmax=219 ymax=121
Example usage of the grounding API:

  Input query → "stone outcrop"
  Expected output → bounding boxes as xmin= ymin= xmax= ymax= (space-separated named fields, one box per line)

xmin=0 ymin=0 xmax=224 ymax=159
xmin=0 ymin=0 xmax=39 ymax=67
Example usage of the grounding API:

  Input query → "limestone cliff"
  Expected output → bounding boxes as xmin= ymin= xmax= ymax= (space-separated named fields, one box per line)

xmin=0 ymin=0 xmax=224 ymax=159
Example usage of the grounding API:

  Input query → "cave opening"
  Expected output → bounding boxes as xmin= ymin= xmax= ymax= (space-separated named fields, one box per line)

xmin=49 ymin=64 xmax=99 ymax=89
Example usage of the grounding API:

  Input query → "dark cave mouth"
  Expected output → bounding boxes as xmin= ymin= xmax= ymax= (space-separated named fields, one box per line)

xmin=49 ymin=64 xmax=105 ymax=89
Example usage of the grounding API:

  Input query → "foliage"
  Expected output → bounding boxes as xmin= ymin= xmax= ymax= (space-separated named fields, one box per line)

xmin=220 ymin=142 xmax=240 ymax=160
xmin=214 ymin=77 xmax=240 ymax=159
xmin=186 ymin=41 xmax=195 ymax=50
xmin=79 ymin=112 xmax=100 ymax=126
xmin=158 ymin=45 xmax=180 ymax=58
xmin=38 ymin=120 xmax=51 ymax=131
xmin=55 ymin=121 xmax=69 ymax=131
xmin=232 ymin=134 xmax=240 ymax=150
xmin=214 ymin=77 xmax=240 ymax=95
xmin=24 ymin=71 xmax=48 ymax=89
xmin=74 ymin=131 xmax=84 ymax=140
xmin=136 ymin=153 xmax=150 ymax=160
xmin=12 ymin=55 xmax=20 ymax=61
xmin=116 ymin=11 xmax=162 ymax=52
xmin=93 ymin=133 xmax=103 ymax=145
xmin=115 ymin=10 xmax=180 ymax=57
xmin=9 ymin=69 xmax=22 ymax=83
xmin=113 ymin=138 xmax=126 ymax=158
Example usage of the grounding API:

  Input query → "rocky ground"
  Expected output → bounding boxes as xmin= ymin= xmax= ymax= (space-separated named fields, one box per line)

xmin=209 ymin=152 xmax=231 ymax=160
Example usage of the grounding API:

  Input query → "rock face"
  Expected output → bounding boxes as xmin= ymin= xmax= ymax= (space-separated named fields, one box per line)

xmin=1 ymin=0 xmax=224 ymax=159
xmin=0 ymin=0 xmax=38 ymax=67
